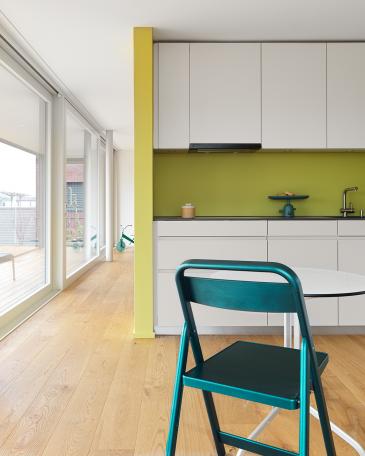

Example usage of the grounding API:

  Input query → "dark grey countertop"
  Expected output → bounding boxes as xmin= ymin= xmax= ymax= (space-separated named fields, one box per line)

xmin=154 ymin=215 xmax=365 ymax=221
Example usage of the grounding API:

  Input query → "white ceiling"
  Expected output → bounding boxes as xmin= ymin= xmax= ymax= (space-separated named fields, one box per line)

xmin=0 ymin=0 xmax=365 ymax=150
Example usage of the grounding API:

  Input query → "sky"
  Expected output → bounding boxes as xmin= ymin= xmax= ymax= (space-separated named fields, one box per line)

xmin=0 ymin=141 xmax=36 ymax=196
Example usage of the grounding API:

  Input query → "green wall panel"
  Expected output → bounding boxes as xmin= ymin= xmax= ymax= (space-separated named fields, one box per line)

xmin=154 ymin=151 xmax=365 ymax=216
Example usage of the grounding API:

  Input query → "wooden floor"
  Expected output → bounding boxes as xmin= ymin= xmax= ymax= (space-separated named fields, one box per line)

xmin=0 ymin=250 xmax=363 ymax=455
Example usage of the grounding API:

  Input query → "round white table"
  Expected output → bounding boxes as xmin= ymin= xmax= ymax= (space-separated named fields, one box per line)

xmin=211 ymin=267 xmax=365 ymax=456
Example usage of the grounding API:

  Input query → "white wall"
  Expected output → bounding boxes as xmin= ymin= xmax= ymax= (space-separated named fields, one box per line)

xmin=115 ymin=148 xmax=134 ymax=242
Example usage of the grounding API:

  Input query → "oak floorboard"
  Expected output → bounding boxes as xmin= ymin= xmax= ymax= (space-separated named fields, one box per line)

xmin=0 ymin=250 xmax=362 ymax=455
xmin=0 ymin=265 xmax=126 ymax=456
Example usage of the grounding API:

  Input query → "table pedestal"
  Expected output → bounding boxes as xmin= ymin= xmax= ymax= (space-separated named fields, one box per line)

xmin=236 ymin=312 xmax=365 ymax=456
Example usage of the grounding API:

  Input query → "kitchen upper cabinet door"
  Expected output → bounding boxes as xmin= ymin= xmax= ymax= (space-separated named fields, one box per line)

xmin=157 ymin=43 xmax=189 ymax=149
xmin=262 ymin=43 xmax=326 ymax=148
xmin=268 ymin=239 xmax=338 ymax=326
xmin=338 ymin=239 xmax=365 ymax=325
xmin=190 ymin=43 xmax=261 ymax=144
xmin=153 ymin=44 xmax=159 ymax=149
xmin=327 ymin=43 xmax=365 ymax=148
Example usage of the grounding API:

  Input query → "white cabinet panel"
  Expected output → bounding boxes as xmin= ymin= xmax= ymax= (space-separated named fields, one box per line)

xmin=338 ymin=239 xmax=365 ymax=325
xmin=268 ymin=239 xmax=338 ymax=326
xmin=158 ymin=43 xmax=189 ymax=148
xmin=268 ymin=220 xmax=337 ymax=237
xmin=338 ymin=220 xmax=365 ymax=237
xmin=156 ymin=272 xmax=267 ymax=330
xmin=156 ymin=272 xmax=184 ymax=327
xmin=156 ymin=220 xmax=267 ymax=237
xmin=269 ymin=299 xmax=338 ymax=328
xmin=262 ymin=43 xmax=326 ymax=148
xmin=190 ymin=43 xmax=261 ymax=143
xmin=157 ymin=238 xmax=267 ymax=270
xmin=153 ymin=44 xmax=159 ymax=149
xmin=327 ymin=43 xmax=365 ymax=148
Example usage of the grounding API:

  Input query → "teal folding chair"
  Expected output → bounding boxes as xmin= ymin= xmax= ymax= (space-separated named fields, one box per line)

xmin=166 ymin=259 xmax=336 ymax=456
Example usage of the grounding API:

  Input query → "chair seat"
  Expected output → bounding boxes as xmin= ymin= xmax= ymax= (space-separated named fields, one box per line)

xmin=183 ymin=341 xmax=328 ymax=410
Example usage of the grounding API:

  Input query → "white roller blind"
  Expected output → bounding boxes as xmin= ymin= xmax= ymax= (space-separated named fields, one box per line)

xmin=0 ymin=63 xmax=44 ymax=154
xmin=65 ymin=110 xmax=85 ymax=159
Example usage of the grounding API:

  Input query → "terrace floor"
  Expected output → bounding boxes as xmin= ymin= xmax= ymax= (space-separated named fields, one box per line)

xmin=0 ymin=246 xmax=45 ymax=313
xmin=0 ymin=245 xmax=96 ymax=313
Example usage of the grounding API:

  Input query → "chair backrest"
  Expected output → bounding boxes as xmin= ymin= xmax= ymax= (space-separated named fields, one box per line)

xmin=175 ymin=259 xmax=314 ymax=349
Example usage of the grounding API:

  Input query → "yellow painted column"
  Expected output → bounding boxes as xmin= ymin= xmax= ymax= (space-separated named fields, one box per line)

xmin=133 ymin=27 xmax=155 ymax=338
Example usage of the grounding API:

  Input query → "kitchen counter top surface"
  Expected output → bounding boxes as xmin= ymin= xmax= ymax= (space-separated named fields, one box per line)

xmin=154 ymin=216 xmax=365 ymax=221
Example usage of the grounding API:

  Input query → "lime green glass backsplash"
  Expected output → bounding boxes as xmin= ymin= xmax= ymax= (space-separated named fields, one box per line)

xmin=154 ymin=151 xmax=365 ymax=216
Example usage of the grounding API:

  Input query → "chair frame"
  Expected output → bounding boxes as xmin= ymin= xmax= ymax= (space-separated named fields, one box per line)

xmin=166 ymin=259 xmax=336 ymax=456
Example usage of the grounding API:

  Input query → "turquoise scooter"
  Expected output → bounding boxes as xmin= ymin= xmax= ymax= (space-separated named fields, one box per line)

xmin=116 ymin=225 xmax=134 ymax=252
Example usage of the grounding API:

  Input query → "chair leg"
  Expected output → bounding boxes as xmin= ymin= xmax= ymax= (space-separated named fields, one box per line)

xmin=202 ymin=391 xmax=226 ymax=455
xmin=299 ymin=339 xmax=310 ymax=456
xmin=313 ymin=377 xmax=337 ymax=455
xmin=166 ymin=324 xmax=190 ymax=456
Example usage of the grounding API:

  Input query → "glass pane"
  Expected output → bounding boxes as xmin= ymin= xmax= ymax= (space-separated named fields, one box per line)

xmin=65 ymin=110 xmax=98 ymax=275
xmin=0 ymin=64 xmax=47 ymax=312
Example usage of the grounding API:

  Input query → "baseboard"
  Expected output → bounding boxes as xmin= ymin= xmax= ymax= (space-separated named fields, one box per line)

xmin=133 ymin=331 xmax=156 ymax=339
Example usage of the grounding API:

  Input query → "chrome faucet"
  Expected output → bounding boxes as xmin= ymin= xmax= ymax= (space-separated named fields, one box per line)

xmin=340 ymin=187 xmax=358 ymax=217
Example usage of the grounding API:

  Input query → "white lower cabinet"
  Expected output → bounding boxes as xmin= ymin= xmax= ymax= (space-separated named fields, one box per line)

xmin=157 ymin=237 xmax=267 ymax=270
xmin=155 ymin=220 xmax=365 ymax=333
xmin=268 ymin=238 xmax=338 ymax=326
xmin=155 ymin=232 xmax=268 ymax=332
xmin=156 ymin=272 xmax=267 ymax=330
xmin=338 ymin=239 xmax=365 ymax=325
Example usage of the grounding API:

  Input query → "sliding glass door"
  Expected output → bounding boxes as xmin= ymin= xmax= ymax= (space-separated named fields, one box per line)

xmin=0 ymin=40 xmax=109 ymax=337
xmin=0 ymin=62 xmax=49 ymax=312
xmin=65 ymin=107 xmax=99 ymax=276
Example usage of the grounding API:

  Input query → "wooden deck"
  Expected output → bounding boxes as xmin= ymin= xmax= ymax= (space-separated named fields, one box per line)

xmin=0 ymin=250 xmax=362 ymax=455
xmin=0 ymin=245 xmax=95 ymax=313
xmin=0 ymin=246 xmax=46 ymax=313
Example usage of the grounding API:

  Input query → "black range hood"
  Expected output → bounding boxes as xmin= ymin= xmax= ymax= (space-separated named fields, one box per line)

xmin=189 ymin=143 xmax=262 ymax=152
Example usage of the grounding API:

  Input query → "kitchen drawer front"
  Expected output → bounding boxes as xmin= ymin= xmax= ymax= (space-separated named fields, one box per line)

xmin=155 ymin=220 xmax=267 ymax=237
xmin=268 ymin=238 xmax=338 ymax=326
xmin=155 ymin=272 xmax=267 ymax=329
xmin=268 ymin=239 xmax=337 ymax=268
xmin=157 ymin=238 xmax=267 ymax=270
xmin=338 ymin=220 xmax=365 ymax=237
xmin=268 ymin=220 xmax=337 ymax=237
xmin=338 ymin=238 xmax=365 ymax=325
xmin=339 ymin=296 xmax=365 ymax=325
xmin=338 ymin=239 xmax=365 ymax=273
xmin=269 ymin=298 xmax=339 ymax=327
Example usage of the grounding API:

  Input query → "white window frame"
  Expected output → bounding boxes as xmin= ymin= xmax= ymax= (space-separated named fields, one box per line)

xmin=0 ymin=37 xmax=109 ymax=338
xmin=0 ymin=46 xmax=54 ymax=338
xmin=63 ymin=101 xmax=104 ymax=286
xmin=98 ymin=139 xmax=106 ymax=252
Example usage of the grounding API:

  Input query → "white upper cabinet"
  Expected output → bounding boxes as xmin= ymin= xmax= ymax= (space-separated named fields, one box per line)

xmin=327 ymin=43 xmax=365 ymax=148
xmin=189 ymin=43 xmax=261 ymax=144
xmin=157 ymin=43 xmax=189 ymax=149
xmin=262 ymin=43 xmax=326 ymax=148
xmin=153 ymin=44 xmax=159 ymax=149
